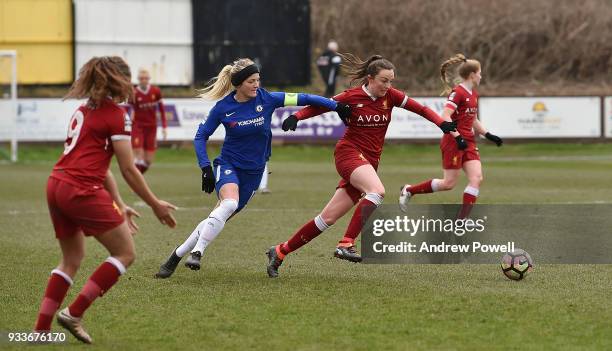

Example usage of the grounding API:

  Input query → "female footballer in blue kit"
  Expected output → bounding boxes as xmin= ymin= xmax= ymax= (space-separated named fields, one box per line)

xmin=155 ymin=58 xmax=351 ymax=277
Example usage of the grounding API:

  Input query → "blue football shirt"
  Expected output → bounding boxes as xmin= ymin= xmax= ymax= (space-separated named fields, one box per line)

xmin=194 ymin=88 xmax=337 ymax=170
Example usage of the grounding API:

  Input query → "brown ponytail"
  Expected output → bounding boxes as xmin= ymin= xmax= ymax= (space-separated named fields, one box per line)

xmin=65 ymin=56 xmax=133 ymax=106
xmin=341 ymin=53 xmax=395 ymax=86
xmin=440 ymin=53 xmax=481 ymax=95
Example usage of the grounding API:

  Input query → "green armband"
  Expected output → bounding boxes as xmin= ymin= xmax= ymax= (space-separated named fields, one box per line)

xmin=284 ymin=93 xmax=298 ymax=106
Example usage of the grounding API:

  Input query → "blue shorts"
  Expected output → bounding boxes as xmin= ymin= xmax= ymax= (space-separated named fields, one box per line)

xmin=213 ymin=158 xmax=264 ymax=212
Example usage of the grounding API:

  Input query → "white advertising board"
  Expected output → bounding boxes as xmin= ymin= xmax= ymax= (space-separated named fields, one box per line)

xmin=0 ymin=99 xmax=80 ymax=141
xmin=0 ymin=98 xmax=221 ymax=142
xmin=1 ymin=96 xmax=605 ymax=142
xmin=479 ymin=97 xmax=601 ymax=138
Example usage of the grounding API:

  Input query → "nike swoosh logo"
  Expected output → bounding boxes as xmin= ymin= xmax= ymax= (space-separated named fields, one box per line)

xmin=225 ymin=112 xmax=236 ymax=117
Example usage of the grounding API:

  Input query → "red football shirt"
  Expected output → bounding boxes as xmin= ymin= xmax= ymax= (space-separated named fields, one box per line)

xmin=296 ymin=85 xmax=443 ymax=164
xmin=131 ymin=85 xmax=166 ymax=127
xmin=52 ymin=98 xmax=132 ymax=189
xmin=444 ymin=84 xmax=478 ymax=142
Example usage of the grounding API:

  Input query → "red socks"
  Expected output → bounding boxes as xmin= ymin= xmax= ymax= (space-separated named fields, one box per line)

xmin=68 ymin=259 xmax=125 ymax=318
xmin=463 ymin=192 xmax=477 ymax=205
xmin=277 ymin=215 xmax=329 ymax=257
xmin=458 ymin=186 xmax=479 ymax=219
xmin=35 ymin=258 xmax=126 ymax=330
xmin=276 ymin=193 xmax=383 ymax=257
xmin=35 ymin=270 xmax=72 ymax=331
xmin=339 ymin=193 xmax=383 ymax=246
xmin=408 ymin=180 xmax=434 ymax=195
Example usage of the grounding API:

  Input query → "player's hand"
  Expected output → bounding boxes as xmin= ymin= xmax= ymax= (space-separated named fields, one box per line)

xmin=201 ymin=166 xmax=215 ymax=194
xmin=162 ymin=128 xmax=168 ymax=140
xmin=439 ymin=121 xmax=457 ymax=134
xmin=282 ymin=115 xmax=299 ymax=131
xmin=455 ymin=135 xmax=468 ymax=150
xmin=152 ymin=200 xmax=177 ymax=228
xmin=485 ymin=132 xmax=503 ymax=147
xmin=334 ymin=103 xmax=351 ymax=126
xmin=123 ymin=206 xmax=141 ymax=235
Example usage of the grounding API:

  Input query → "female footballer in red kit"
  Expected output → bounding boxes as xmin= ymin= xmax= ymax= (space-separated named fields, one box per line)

xmin=266 ymin=54 xmax=457 ymax=277
xmin=398 ymin=54 xmax=503 ymax=214
xmin=33 ymin=57 xmax=177 ymax=344
xmin=130 ymin=68 xmax=167 ymax=174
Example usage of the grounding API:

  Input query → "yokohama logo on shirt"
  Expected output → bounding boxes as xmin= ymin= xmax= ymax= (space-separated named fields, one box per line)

xmin=233 ymin=116 xmax=264 ymax=127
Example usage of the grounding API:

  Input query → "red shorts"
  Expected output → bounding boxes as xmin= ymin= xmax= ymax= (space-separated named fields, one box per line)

xmin=132 ymin=124 xmax=157 ymax=151
xmin=441 ymin=140 xmax=480 ymax=169
xmin=334 ymin=142 xmax=379 ymax=204
xmin=46 ymin=177 xmax=125 ymax=239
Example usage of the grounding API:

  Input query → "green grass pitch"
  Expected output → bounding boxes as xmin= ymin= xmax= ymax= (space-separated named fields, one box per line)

xmin=1 ymin=143 xmax=612 ymax=350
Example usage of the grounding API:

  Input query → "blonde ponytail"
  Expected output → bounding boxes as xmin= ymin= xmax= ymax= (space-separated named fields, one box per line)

xmin=440 ymin=53 xmax=481 ymax=96
xmin=198 ymin=58 xmax=256 ymax=100
xmin=440 ymin=53 xmax=466 ymax=96
xmin=198 ymin=65 xmax=233 ymax=100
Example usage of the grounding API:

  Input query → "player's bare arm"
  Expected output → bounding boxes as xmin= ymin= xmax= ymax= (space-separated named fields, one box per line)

xmin=473 ymin=118 xmax=503 ymax=146
xmin=103 ymin=170 xmax=140 ymax=234
xmin=472 ymin=118 xmax=487 ymax=136
xmin=113 ymin=139 xmax=177 ymax=227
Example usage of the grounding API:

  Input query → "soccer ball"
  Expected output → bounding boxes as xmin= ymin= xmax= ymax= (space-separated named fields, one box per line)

xmin=500 ymin=249 xmax=533 ymax=280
